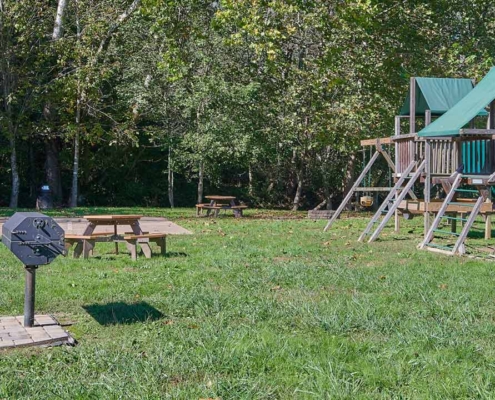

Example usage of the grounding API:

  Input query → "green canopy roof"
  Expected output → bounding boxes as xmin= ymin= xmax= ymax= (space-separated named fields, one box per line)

xmin=400 ymin=77 xmax=480 ymax=116
xmin=418 ymin=67 xmax=495 ymax=137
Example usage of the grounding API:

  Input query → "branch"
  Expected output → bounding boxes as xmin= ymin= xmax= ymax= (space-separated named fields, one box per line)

xmin=95 ymin=0 xmax=141 ymax=62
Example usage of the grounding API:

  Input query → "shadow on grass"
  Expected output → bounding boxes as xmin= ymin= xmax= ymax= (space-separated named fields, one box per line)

xmin=92 ymin=255 xmax=118 ymax=260
xmin=161 ymin=251 xmax=188 ymax=258
xmin=83 ymin=301 xmax=164 ymax=325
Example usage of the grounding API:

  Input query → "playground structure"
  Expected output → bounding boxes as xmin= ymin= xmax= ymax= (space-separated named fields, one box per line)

xmin=325 ymin=67 xmax=495 ymax=256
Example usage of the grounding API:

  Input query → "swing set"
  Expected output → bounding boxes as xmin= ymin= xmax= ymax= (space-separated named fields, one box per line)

xmin=324 ymin=137 xmax=418 ymax=232
xmin=359 ymin=145 xmax=394 ymax=207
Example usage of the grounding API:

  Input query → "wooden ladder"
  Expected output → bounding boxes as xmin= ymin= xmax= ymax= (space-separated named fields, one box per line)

xmin=358 ymin=159 xmax=426 ymax=243
xmin=419 ymin=176 xmax=486 ymax=255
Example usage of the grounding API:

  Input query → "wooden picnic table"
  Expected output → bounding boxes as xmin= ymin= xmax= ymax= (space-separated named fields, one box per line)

xmin=67 ymin=215 xmax=165 ymax=260
xmin=83 ymin=215 xmax=148 ymax=255
xmin=196 ymin=196 xmax=247 ymax=218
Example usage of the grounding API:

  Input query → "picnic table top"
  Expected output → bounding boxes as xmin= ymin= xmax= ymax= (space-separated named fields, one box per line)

xmin=84 ymin=215 xmax=143 ymax=221
xmin=205 ymin=195 xmax=236 ymax=201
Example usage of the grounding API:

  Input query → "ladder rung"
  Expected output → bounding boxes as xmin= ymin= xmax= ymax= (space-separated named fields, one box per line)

xmin=455 ymin=189 xmax=479 ymax=193
xmin=448 ymin=202 xmax=476 ymax=207
xmin=425 ymin=243 xmax=454 ymax=250
xmin=433 ymin=229 xmax=460 ymax=236
xmin=443 ymin=216 xmax=468 ymax=222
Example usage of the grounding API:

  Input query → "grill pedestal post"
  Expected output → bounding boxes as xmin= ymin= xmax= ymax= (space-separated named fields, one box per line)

xmin=24 ymin=266 xmax=37 ymax=327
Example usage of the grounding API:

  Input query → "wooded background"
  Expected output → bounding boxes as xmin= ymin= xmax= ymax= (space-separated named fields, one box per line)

xmin=1 ymin=0 xmax=494 ymax=209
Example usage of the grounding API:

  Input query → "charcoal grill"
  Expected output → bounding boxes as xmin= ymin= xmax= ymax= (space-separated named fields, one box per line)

xmin=2 ymin=212 xmax=65 ymax=327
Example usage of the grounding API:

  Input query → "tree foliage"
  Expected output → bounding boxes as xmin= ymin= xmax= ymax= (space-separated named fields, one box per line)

xmin=0 ymin=0 xmax=494 ymax=208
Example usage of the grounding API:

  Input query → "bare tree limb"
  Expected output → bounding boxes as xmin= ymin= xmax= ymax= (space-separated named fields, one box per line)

xmin=95 ymin=0 xmax=141 ymax=61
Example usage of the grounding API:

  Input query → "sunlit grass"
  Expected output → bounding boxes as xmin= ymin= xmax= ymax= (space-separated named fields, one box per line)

xmin=1 ymin=208 xmax=495 ymax=398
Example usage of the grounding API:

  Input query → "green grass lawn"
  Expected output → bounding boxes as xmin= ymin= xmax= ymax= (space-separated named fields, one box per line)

xmin=1 ymin=208 xmax=495 ymax=399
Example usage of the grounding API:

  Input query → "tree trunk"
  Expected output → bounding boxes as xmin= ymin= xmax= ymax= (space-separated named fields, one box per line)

xmin=52 ymin=0 xmax=68 ymax=40
xmin=45 ymin=140 xmax=63 ymax=203
xmin=292 ymin=167 xmax=303 ymax=211
xmin=321 ymin=146 xmax=333 ymax=210
xmin=342 ymin=153 xmax=357 ymax=211
xmin=2 ymin=80 xmax=19 ymax=209
xmin=168 ymin=146 xmax=174 ymax=208
xmin=197 ymin=160 xmax=204 ymax=204
xmin=248 ymin=164 xmax=254 ymax=197
xmin=9 ymin=132 xmax=19 ymax=208
xmin=29 ymin=143 xmax=36 ymax=200
xmin=69 ymin=126 xmax=80 ymax=207
xmin=0 ymin=1 xmax=20 ymax=208
xmin=70 ymin=2 xmax=81 ymax=208
xmin=44 ymin=0 xmax=69 ymax=205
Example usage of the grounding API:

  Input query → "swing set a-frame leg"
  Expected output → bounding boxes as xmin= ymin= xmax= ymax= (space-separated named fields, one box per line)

xmin=324 ymin=150 xmax=381 ymax=232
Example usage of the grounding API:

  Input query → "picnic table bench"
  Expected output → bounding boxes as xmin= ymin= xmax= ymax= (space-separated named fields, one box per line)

xmin=196 ymin=196 xmax=247 ymax=217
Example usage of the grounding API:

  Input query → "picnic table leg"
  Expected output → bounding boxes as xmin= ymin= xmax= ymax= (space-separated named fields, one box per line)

xmin=82 ymin=222 xmax=96 ymax=235
xmin=230 ymin=199 xmax=241 ymax=218
xmin=64 ymin=242 xmax=73 ymax=257
xmin=131 ymin=222 xmax=152 ymax=258
xmin=153 ymin=237 xmax=166 ymax=255
xmin=82 ymin=239 xmax=95 ymax=259
xmin=206 ymin=200 xmax=216 ymax=217
xmin=114 ymin=223 xmax=119 ymax=255
xmin=73 ymin=242 xmax=83 ymax=258
xmin=79 ymin=223 xmax=96 ymax=258
xmin=125 ymin=239 xmax=138 ymax=261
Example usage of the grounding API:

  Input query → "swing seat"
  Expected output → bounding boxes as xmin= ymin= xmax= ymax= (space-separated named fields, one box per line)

xmin=360 ymin=196 xmax=374 ymax=207
xmin=402 ymin=212 xmax=414 ymax=220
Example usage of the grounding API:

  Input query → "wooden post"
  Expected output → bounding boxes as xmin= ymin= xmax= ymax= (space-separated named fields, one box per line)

xmin=424 ymin=140 xmax=431 ymax=235
xmin=394 ymin=188 xmax=400 ymax=233
xmin=410 ymin=78 xmax=416 ymax=134
xmin=394 ymin=116 xmax=401 ymax=232
xmin=490 ymin=100 xmax=495 ymax=129
xmin=485 ymin=214 xmax=492 ymax=240
xmin=394 ymin=116 xmax=401 ymax=178
xmin=485 ymin=186 xmax=493 ymax=240
xmin=450 ymin=214 xmax=457 ymax=233
xmin=425 ymin=110 xmax=431 ymax=127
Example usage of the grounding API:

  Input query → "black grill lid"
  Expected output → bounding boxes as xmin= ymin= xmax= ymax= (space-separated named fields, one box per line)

xmin=2 ymin=212 xmax=65 ymax=265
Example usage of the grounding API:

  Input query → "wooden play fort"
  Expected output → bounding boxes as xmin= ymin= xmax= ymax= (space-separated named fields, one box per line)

xmin=325 ymin=67 xmax=495 ymax=256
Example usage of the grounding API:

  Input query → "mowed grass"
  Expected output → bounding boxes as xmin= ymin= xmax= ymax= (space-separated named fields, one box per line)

xmin=1 ymin=208 xmax=495 ymax=399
